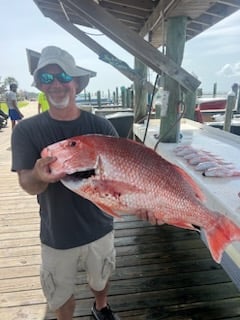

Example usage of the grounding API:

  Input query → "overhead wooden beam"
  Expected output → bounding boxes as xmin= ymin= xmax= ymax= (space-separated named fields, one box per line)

xmin=139 ymin=0 xmax=181 ymax=37
xmin=217 ymin=0 xmax=240 ymax=8
xmin=63 ymin=0 xmax=201 ymax=92
xmin=48 ymin=13 xmax=154 ymax=93
xmin=101 ymin=0 xmax=154 ymax=11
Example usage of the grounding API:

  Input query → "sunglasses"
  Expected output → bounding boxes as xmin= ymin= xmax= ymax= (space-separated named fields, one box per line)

xmin=38 ymin=72 xmax=73 ymax=84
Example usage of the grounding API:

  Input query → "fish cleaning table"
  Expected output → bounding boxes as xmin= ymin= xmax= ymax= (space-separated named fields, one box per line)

xmin=133 ymin=118 xmax=240 ymax=290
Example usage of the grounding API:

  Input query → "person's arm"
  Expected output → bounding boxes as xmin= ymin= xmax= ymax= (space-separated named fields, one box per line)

xmin=17 ymin=157 xmax=65 ymax=195
xmin=12 ymin=98 xmax=24 ymax=118
xmin=38 ymin=103 xmax=41 ymax=114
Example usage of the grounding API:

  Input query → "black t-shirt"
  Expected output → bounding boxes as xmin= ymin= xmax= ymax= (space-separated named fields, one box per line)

xmin=11 ymin=110 xmax=118 ymax=249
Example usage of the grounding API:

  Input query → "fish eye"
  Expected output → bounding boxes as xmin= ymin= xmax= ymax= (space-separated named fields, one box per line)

xmin=69 ymin=141 xmax=77 ymax=147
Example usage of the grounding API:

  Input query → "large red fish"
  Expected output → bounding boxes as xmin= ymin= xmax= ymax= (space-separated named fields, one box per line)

xmin=41 ymin=134 xmax=240 ymax=263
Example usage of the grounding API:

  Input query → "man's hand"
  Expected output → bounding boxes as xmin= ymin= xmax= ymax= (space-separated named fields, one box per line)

xmin=18 ymin=157 xmax=66 ymax=195
xmin=33 ymin=156 xmax=65 ymax=183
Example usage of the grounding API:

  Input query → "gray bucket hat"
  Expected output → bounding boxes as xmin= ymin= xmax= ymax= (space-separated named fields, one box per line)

xmin=33 ymin=46 xmax=90 ymax=94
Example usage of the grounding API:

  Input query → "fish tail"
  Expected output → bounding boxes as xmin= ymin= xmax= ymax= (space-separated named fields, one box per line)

xmin=205 ymin=215 xmax=240 ymax=263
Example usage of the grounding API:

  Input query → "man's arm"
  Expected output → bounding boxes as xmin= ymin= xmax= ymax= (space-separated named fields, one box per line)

xmin=17 ymin=157 xmax=65 ymax=195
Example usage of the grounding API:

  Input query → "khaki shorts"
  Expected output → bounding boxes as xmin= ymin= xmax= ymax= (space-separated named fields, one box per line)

xmin=40 ymin=231 xmax=116 ymax=311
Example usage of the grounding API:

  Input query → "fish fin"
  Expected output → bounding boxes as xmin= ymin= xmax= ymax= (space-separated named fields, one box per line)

xmin=170 ymin=220 xmax=200 ymax=232
xmin=205 ymin=215 xmax=240 ymax=263
xmin=174 ymin=165 xmax=205 ymax=201
xmin=95 ymin=202 xmax=121 ymax=218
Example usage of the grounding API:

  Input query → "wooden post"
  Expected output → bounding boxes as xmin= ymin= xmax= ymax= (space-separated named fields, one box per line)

xmin=126 ymin=88 xmax=132 ymax=108
xmin=97 ymin=90 xmax=101 ymax=107
xmin=223 ymin=91 xmax=235 ymax=132
xmin=213 ymin=83 xmax=217 ymax=97
xmin=184 ymin=90 xmax=197 ymax=120
xmin=159 ymin=16 xmax=188 ymax=142
xmin=134 ymin=58 xmax=148 ymax=122
xmin=116 ymin=87 xmax=119 ymax=105
xmin=113 ymin=92 xmax=116 ymax=104
xmin=88 ymin=92 xmax=91 ymax=104
xmin=121 ymin=86 xmax=126 ymax=107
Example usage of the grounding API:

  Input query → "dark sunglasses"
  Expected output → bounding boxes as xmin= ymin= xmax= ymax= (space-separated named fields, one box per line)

xmin=38 ymin=72 xmax=73 ymax=84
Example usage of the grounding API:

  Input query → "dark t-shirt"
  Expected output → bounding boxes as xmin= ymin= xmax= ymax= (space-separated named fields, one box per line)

xmin=11 ymin=110 xmax=118 ymax=249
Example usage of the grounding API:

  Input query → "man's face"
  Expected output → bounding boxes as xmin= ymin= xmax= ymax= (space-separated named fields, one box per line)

xmin=38 ymin=64 xmax=78 ymax=109
xmin=11 ymin=85 xmax=17 ymax=92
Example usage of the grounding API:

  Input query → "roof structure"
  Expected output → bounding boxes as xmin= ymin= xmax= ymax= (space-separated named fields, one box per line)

xmin=33 ymin=0 xmax=240 ymax=48
xmin=32 ymin=0 xmax=240 ymax=92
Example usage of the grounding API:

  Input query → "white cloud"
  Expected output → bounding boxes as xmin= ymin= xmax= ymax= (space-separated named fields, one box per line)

xmin=217 ymin=62 xmax=240 ymax=77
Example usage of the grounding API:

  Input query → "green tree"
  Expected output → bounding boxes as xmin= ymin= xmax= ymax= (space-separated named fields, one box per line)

xmin=4 ymin=77 xmax=18 ymax=88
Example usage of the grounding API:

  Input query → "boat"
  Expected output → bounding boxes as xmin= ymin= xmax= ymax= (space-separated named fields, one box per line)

xmin=205 ymin=114 xmax=240 ymax=136
xmin=196 ymin=96 xmax=227 ymax=111
xmin=195 ymin=96 xmax=227 ymax=123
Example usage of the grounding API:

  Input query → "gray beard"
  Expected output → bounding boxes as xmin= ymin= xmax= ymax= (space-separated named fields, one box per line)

xmin=48 ymin=95 xmax=70 ymax=109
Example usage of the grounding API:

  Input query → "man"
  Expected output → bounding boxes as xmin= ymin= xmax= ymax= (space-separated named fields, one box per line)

xmin=11 ymin=46 xmax=120 ymax=320
xmin=6 ymin=83 xmax=24 ymax=129
xmin=231 ymin=83 xmax=240 ymax=112
xmin=37 ymin=91 xmax=49 ymax=113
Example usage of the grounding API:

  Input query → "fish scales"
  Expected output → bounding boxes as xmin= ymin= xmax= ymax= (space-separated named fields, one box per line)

xmin=41 ymin=134 xmax=240 ymax=263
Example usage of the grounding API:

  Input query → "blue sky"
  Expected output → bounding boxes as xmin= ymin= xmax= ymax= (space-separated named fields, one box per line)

xmin=1 ymin=0 xmax=240 ymax=95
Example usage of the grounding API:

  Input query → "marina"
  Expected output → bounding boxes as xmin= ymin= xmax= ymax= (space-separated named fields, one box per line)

xmin=1 ymin=103 xmax=240 ymax=319
xmin=1 ymin=1 xmax=240 ymax=318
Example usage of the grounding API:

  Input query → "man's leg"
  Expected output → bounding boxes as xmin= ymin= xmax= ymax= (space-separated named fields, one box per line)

xmin=55 ymin=295 xmax=75 ymax=320
xmin=91 ymin=282 xmax=109 ymax=310
xmin=40 ymin=244 xmax=79 ymax=320
xmin=11 ymin=120 xmax=16 ymax=130
xmin=91 ymin=281 xmax=120 ymax=320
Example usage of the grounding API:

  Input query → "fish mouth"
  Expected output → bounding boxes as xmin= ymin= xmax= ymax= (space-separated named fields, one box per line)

xmin=65 ymin=168 xmax=96 ymax=181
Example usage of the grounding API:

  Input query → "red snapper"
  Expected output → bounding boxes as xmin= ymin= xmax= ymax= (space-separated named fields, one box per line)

xmin=41 ymin=134 xmax=240 ymax=263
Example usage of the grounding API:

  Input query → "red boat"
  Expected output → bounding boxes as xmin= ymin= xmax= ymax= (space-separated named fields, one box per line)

xmin=196 ymin=97 xmax=227 ymax=111
xmin=195 ymin=97 xmax=227 ymax=123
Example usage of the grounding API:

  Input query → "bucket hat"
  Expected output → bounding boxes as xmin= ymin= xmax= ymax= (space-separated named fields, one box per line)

xmin=33 ymin=46 xmax=90 ymax=94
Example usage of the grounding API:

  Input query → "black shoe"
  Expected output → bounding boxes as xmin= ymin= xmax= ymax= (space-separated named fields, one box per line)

xmin=91 ymin=302 xmax=120 ymax=320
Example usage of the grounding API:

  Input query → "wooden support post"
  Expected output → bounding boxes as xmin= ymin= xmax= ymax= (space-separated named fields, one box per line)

xmin=113 ymin=92 xmax=116 ymax=104
xmin=223 ymin=92 xmax=235 ymax=132
xmin=213 ymin=83 xmax=217 ymax=97
xmin=126 ymin=88 xmax=131 ymax=108
xmin=160 ymin=16 xmax=188 ymax=142
xmin=116 ymin=87 xmax=119 ymax=105
xmin=88 ymin=92 xmax=91 ymax=104
xmin=134 ymin=58 xmax=148 ymax=122
xmin=121 ymin=86 xmax=126 ymax=107
xmin=97 ymin=90 xmax=101 ymax=107
xmin=184 ymin=90 xmax=197 ymax=120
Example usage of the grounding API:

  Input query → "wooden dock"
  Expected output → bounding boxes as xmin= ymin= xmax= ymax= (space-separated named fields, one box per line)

xmin=1 ymin=102 xmax=240 ymax=319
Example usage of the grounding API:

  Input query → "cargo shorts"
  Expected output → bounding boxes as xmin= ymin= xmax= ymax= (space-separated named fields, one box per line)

xmin=40 ymin=231 xmax=116 ymax=311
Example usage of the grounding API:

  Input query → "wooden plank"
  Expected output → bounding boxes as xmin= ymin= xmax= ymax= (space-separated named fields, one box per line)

xmin=139 ymin=0 xmax=181 ymax=37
